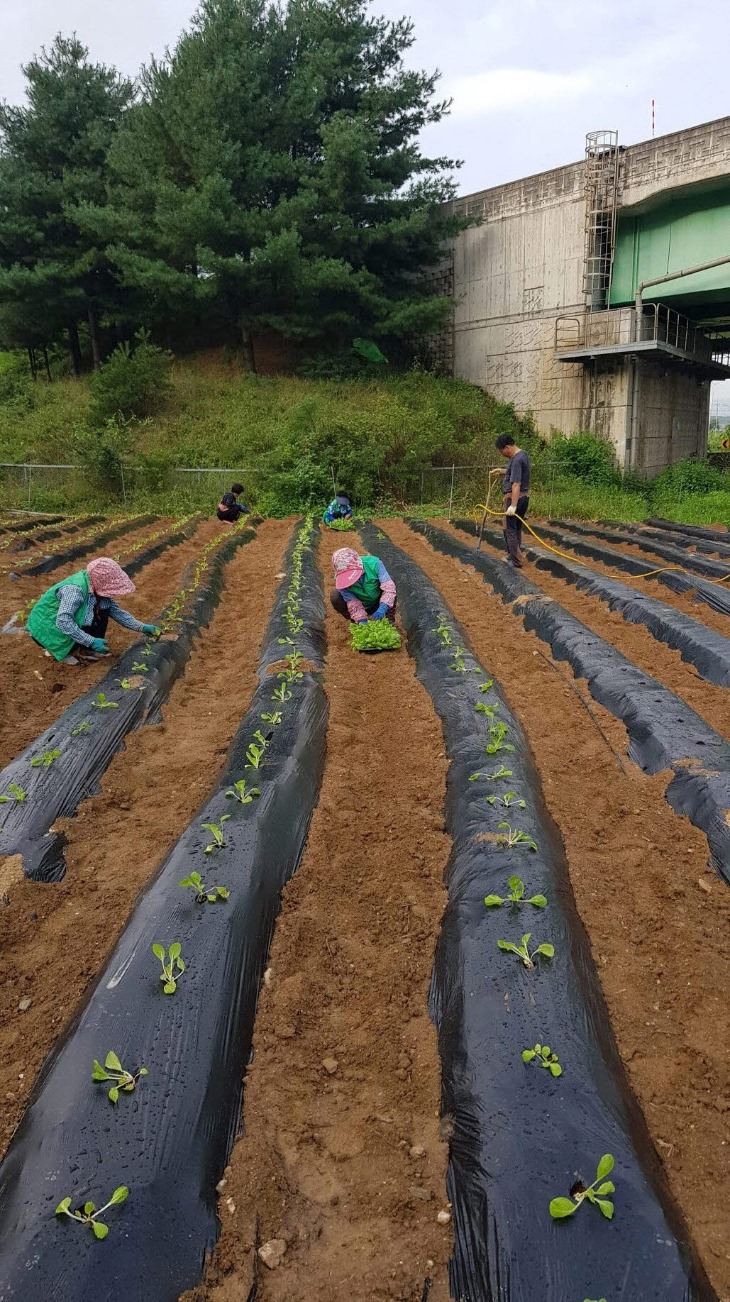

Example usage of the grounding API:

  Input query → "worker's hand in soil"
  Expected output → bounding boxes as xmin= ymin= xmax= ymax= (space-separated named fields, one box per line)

xmin=370 ymin=605 xmax=388 ymax=621
xmin=90 ymin=637 xmax=109 ymax=654
xmin=142 ymin=624 xmax=160 ymax=637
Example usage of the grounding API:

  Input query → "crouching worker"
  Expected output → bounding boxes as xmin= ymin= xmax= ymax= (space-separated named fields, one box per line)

xmin=331 ymin=547 xmax=397 ymax=624
xmin=217 ymin=482 xmax=248 ymax=523
xmin=27 ymin=557 xmax=159 ymax=667
xmin=323 ymin=491 xmax=353 ymax=526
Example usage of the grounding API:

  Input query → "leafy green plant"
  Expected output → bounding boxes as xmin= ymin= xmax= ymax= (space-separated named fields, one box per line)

xmin=350 ymin=621 xmax=402 ymax=652
xmin=261 ymin=711 xmax=282 ymax=725
xmin=179 ymin=870 xmax=230 ymax=903
xmin=549 ymin=1155 xmax=616 ymax=1221
xmin=328 ymin=517 xmax=355 ymax=531
xmin=496 ymin=823 xmax=537 ymax=851
xmin=432 ymin=615 xmax=452 ymax=646
xmin=0 ymin=783 xmax=28 ymax=803
xmin=469 ymin=765 xmax=513 ymax=783
xmin=55 ymin=1185 xmax=129 ymax=1240
xmin=476 ymin=702 xmax=499 ymax=719
xmin=152 ymin=942 xmax=185 ymax=994
xmin=71 ymin=722 xmax=91 ymax=736
xmin=142 ymin=643 xmax=153 ymax=657
xmin=497 ymin=932 xmax=554 ymax=969
xmin=92 ymin=1050 xmax=148 ymax=1103
xmin=30 ymin=749 xmax=61 ymax=768
xmin=93 ymin=692 xmax=118 ymax=710
xmin=131 ymin=661 xmax=149 ymax=672
xmin=202 ymin=815 xmax=230 ymax=852
xmin=272 ymin=683 xmax=292 ymax=703
xmin=478 ymin=679 xmax=494 ymax=692
xmin=251 ymin=729 xmax=269 ymax=749
xmin=117 ymin=678 xmax=137 ymax=690
xmin=522 ymin=1043 xmax=562 ymax=1077
xmin=225 ymin=779 xmax=260 ymax=804
xmin=486 ymin=791 xmax=526 ymax=809
xmin=450 ymin=645 xmax=467 ymax=672
xmin=486 ymin=722 xmax=515 ymax=756
xmin=485 ymin=875 xmax=547 ymax=908
xmin=245 ymin=742 xmax=265 ymax=770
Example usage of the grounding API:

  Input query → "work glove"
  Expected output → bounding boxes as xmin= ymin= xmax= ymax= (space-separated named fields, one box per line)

xmin=142 ymin=624 xmax=160 ymax=637
xmin=355 ymin=617 xmax=369 ymax=625
xmin=505 ymin=505 xmax=517 ymax=516
xmin=371 ymin=604 xmax=388 ymax=621
xmin=90 ymin=637 xmax=109 ymax=654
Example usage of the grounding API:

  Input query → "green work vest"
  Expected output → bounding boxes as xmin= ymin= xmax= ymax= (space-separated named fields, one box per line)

xmin=27 ymin=569 xmax=92 ymax=661
xmin=347 ymin=555 xmax=383 ymax=605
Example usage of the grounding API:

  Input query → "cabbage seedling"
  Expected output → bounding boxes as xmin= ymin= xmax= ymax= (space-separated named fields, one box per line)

xmin=522 ymin=1043 xmax=562 ymax=1077
xmin=450 ymin=646 xmax=467 ymax=672
xmin=93 ymin=692 xmax=118 ymax=710
xmin=251 ymin=729 xmax=269 ymax=749
xmin=486 ymin=792 xmax=526 ymax=809
xmin=469 ymin=765 xmax=513 ymax=783
xmin=497 ymin=932 xmax=554 ymax=969
xmin=179 ymin=870 xmax=230 ymax=903
xmin=432 ymin=616 xmax=452 ymax=646
xmin=92 ymin=1050 xmax=148 ymax=1102
xmin=55 ymin=1185 xmax=129 ymax=1240
xmin=549 ymin=1154 xmax=616 ymax=1221
xmin=261 ymin=711 xmax=282 ymax=725
xmin=202 ymin=815 xmax=230 ymax=852
xmin=245 ymin=742 xmax=265 ymax=770
xmin=486 ymin=722 xmax=515 ymax=756
xmin=71 ymin=722 xmax=91 ymax=736
xmin=496 ymin=823 xmax=537 ymax=851
xmin=0 ymin=783 xmax=27 ymax=803
xmin=476 ymin=702 xmax=499 ymax=719
xmin=30 ymin=748 xmax=61 ymax=768
xmin=485 ymin=875 xmax=547 ymax=908
xmin=225 ymin=779 xmax=260 ymax=804
xmin=131 ymin=661 xmax=149 ymax=672
xmin=152 ymin=942 xmax=185 ymax=994
xmin=478 ymin=679 xmax=494 ymax=692
xmin=272 ymin=683 xmax=292 ymax=703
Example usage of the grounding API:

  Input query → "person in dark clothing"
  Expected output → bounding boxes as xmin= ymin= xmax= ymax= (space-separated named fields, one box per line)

xmin=217 ymin=483 xmax=248 ymax=523
xmin=495 ymin=433 xmax=530 ymax=568
xmin=323 ymin=491 xmax=353 ymax=526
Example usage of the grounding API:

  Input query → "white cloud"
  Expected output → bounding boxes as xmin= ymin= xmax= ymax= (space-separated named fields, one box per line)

xmin=446 ymin=67 xmax=593 ymax=119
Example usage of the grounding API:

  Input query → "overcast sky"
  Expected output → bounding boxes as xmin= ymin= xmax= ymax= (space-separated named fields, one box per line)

xmin=4 ymin=0 xmax=730 ymax=408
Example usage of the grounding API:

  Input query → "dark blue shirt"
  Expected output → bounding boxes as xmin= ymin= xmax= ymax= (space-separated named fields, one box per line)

xmin=503 ymin=449 xmax=530 ymax=496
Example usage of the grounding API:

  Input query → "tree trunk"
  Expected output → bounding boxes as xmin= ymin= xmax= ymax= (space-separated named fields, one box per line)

xmin=67 ymin=322 xmax=82 ymax=376
xmin=240 ymin=321 xmax=257 ymax=374
xmin=88 ymin=302 xmax=102 ymax=370
xmin=42 ymin=346 xmax=52 ymax=382
xmin=27 ymin=347 xmax=37 ymax=381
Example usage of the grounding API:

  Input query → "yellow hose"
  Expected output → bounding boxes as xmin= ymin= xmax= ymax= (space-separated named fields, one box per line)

xmin=473 ymin=472 xmax=730 ymax=585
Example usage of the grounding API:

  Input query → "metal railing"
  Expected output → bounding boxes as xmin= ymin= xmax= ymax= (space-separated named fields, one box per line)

xmin=555 ymin=304 xmax=726 ymax=365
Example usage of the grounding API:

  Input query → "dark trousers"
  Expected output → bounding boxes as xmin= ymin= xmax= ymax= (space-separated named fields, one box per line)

xmin=330 ymin=590 xmax=397 ymax=623
xmin=504 ymin=496 xmax=529 ymax=565
xmin=217 ymin=505 xmax=244 ymax=522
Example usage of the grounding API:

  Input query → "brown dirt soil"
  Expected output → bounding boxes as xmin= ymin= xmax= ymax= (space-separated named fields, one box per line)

xmin=0 ymin=518 xmax=294 ymax=1154
xmin=441 ymin=522 xmax=730 ymax=737
xmin=0 ymin=517 xmax=228 ymax=770
xmin=382 ymin=518 xmax=730 ymax=1300
xmin=185 ymin=528 xmax=452 ymax=1302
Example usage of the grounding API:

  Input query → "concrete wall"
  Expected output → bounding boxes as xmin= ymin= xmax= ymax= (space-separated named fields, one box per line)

xmin=448 ymin=115 xmax=730 ymax=472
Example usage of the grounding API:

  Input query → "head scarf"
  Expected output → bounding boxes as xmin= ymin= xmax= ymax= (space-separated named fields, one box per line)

xmin=332 ymin=546 xmax=364 ymax=590
xmin=87 ymin=557 xmax=136 ymax=597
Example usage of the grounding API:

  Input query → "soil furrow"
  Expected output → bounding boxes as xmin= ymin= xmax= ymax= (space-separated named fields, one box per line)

xmin=383 ymin=518 xmax=730 ymax=1300
xmin=0 ymin=518 xmax=295 ymax=1156
xmin=0 ymin=517 xmax=226 ymax=769
xmin=187 ymin=526 xmax=452 ymax=1302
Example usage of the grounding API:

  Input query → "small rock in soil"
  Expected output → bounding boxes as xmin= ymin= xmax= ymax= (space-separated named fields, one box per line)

xmin=322 ymin=1056 xmax=338 ymax=1075
xmin=17 ymin=999 xmax=32 ymax=1012
xmin=409 ymin=1186 xmax=432 ymax=1203
xmin=409 ymin=1145 xmax=426 ymax=1159
xmin=225 ymin=1198 xmax=236 ymax=1215
xmin=698 ymin=878 xmax=712 ymax=894
xmin=216 ymin=1178 xmax=226 ymax=1193
xmin=437 ymin=1209 xmax=452 ymax=1224
xmin=258 ymin=1238 xmax=287 ymax=1270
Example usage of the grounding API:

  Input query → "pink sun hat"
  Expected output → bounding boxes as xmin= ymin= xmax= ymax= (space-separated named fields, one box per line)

xmin=87 ymin=557 xmax=136 ymax=597
xmin=333 ymin=546 xmax=364 ymax=590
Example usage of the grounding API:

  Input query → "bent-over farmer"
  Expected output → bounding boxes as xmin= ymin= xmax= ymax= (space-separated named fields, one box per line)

xmin=26 ymin=557 xmax=159 ymax=666
xmin=331 ymin=547 xmax=397 ymax=624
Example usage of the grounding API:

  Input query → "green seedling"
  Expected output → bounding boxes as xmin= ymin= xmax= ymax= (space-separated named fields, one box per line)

xmin=92 ymin=1050 xmax=148 ymax=1103
xmin=251 ymin=729 xmax=269 ymax=749
xmin=93 ymin=693 xmax=118 ymax=710
xmin=450 ymin=646 xmax=468 ymax=672
xmin=117 ymin=678 xmax=136 ymax=690
xmin=261 ymin=711 xmax=282 ymax=725
xmin=478 ymin=679 xmax=494 ymax=692
xmin=30 ymin=749 xmax=61 ymax=769
xmin=55 ymin=1185 xmax=129 ymax=1240
xmin=179 ymin=870 xmax=230 ymax=904
xmin=142 ymin=643 xmax=153 ymax=657
xmin=432 ymin=616 xmax=452 ymax=646
xmin=152 ymin=942 xmax=185 ymax=994
xmin=469 ymin=765 xmax=513 ymax=783
xmin=245 ymin=742 xmax=265 ymax=770
xmin=0 ymin=783 xmax=28 ymax=803
xmin=71 ymin=722 xmax=91 ymax=736
xmin=522 ymin=1043 xmax=562 ymax=1077
xmin=131 ymin=661 xmax=149 ymax=672
xmin=486 ymin=722 xmax=515 ymax=755
xmin=350 ymin=621 xmax=402 ymax=653
xmin=496 ymin=822 xmax=538 ymax=851
xmin=272 ymin=683 xmax=292 ymax=703
xmin=277 ymin=636 xmax=295 ymax=647
xmin=476 ymin=702 xmax=499 ymax=719
xmin=549 ymin=1154 xmax=616 ymax=1221
xmin=584 ymin=1297 xmax=607 ymax=1301
xmin=225 ymin=779 xmax=260 ymax=804
xmin=485 ymin=875 xmax=547 ymax=909
xmin=202 ymin=815 xmax=231 ymax=852
xmin=497 ymin=932 xmax=554 ymax=969
xmin=328 ymin=517 xmax=355 ymax=531
xmin=486 ymin=791 xmax=526 ymax=809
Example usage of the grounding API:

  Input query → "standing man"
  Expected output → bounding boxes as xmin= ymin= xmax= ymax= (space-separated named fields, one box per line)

xmin=495 ymin=433 xmax=530 ymax=569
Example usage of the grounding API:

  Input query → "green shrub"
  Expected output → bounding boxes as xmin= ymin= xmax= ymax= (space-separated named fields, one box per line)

xmin=649 ymin=456 xmax=728 ymax=499
xmin=88 ymin=331 xmax=173 ymax=429
xmin=546 ymin=431 xmax=620 ymax=486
